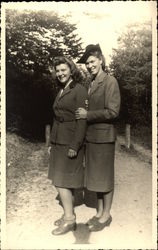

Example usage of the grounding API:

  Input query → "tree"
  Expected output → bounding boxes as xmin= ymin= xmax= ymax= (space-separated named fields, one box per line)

xmin=109 ymin=22 xmax=152 ymax=126
xmin=6 ymin=9 xmax=84 ymax=139
xmin=6 ymin=9 xmax=83 ymax=74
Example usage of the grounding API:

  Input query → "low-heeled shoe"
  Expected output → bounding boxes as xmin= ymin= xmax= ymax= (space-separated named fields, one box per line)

xmin=88 ymin=215 xmax=112 ymax=232
xmin=54 ymin=215 xmax=64 ymax=226
xmin=52 ymin=221 xmax=76 ymax=235
xmin=54 ymin=213 xmax=76 ymax=227
xmin=86 ymin=216 xmax=99 ymax=225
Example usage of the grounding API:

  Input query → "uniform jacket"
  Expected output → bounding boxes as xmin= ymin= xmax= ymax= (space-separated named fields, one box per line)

xmin=50 ymin=82 xmax=88 ymax=152
xmin=86 ymin=71 xmax=121 ymax=143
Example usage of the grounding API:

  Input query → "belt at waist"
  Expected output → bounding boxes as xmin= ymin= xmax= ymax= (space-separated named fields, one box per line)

xmin=55 ymin=117 xmax=75 ymax=123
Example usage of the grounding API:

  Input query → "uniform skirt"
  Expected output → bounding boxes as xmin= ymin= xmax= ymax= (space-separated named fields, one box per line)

xmin=85 ymin=142 xmax=115 ymax=192
xmin=48 ymin=143 xmax=84 ymax=188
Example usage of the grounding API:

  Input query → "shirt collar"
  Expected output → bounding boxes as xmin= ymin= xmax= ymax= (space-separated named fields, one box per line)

xmin=64 ymin=78 xmax=73 ymax=89
xmin=93 ymin=71 xmax=107 ymax=84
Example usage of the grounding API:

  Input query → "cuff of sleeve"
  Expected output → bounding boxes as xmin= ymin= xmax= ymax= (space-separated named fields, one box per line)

xmin=87 ymin=111 xmax=92 ymax=121
xmin=69 ymin=142 xmax=81 ymax=152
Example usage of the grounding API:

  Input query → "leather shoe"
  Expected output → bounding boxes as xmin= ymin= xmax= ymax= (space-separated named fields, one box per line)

xmin=54 ymin=213 xmax=76 ymax=226
xmin=86 ymin=216 xmax=99 ymax=225
xmin=54 ymin=215 xmax=64 ymax=226
xmin=88 ymin=215 xmax=112 ymax=232
xmin=52 ymin=221 xmax=76 ymax=235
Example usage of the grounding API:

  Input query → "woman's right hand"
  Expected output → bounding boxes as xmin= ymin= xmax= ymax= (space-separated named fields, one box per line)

xmin=48 ymin=146 xmax=52 ymax=155
xmin=75 ymin=108 xmax=87 ymax=120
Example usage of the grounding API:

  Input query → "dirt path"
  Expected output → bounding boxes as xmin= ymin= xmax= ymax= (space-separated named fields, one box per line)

xmin=4 ymin=133 xmax=156 ymax=249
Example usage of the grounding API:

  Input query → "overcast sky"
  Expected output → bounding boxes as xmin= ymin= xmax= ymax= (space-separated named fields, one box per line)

xmin=3 ymin=1 xmax=156 ymax=64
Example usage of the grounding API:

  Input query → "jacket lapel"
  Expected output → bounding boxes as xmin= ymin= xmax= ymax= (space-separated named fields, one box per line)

xmin=58 ymin=86 xmax=71 ymax=101
xmin=89 ymin=81 xmax=100 ymax=95
xmin=54 ymin=87 xmax=71 ymax=110
xmin=55 ymin=90 xmax=62 ymax=103
xmin=89 ymin=72 xmax=108 ymax=96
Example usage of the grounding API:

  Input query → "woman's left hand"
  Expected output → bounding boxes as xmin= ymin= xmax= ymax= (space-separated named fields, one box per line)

xmin=48 ymin=146 xmax=52 ymax=155
xmin=75 ymin=108 xmax=87 ymax=120
xmin=68 ymin=148 xmax=77 ymax=158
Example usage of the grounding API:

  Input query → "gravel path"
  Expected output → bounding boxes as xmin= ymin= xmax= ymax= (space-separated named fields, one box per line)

xmin=4 ymin=134 xmax=156 ymax=249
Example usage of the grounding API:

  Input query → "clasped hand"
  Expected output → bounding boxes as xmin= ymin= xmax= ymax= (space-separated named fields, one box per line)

xmin=48 ymin=146 xmax=77 ymax=158
xmin=68 ymin=148 xmax=77 ymax=158
xmin=75 ymin=108 xmax=87 ymax=120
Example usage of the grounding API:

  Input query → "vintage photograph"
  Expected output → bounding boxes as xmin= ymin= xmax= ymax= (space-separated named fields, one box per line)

xmin=1 ymin=1 xmax=157 ymax=249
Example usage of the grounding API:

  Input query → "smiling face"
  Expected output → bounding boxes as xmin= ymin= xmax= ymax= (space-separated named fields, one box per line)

xmin=85 ymin=55 xmax=103 ymax=77
xmin=55 ymin=63 xmax=72 ymax=86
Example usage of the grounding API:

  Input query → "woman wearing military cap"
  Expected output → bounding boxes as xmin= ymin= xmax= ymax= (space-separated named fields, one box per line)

xmin=76 ymin=44 xmax=121 ymax=231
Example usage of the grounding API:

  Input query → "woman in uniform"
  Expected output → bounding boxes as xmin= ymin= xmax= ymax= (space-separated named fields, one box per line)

xmin=48 ymin=56 xmax=87 ymax=235
xmin=76 ymin=44 xmax=121 ymax=232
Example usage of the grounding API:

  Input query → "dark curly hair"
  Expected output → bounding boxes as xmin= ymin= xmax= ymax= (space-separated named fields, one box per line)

xmin=53 ymin=56 xmax=83 ymax=87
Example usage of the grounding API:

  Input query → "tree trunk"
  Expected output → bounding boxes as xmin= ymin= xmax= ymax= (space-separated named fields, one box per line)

xmin=125 ymin=124 xmax=131 ymax=149
xmin=45 ymin=124 xmax=51 ymax=146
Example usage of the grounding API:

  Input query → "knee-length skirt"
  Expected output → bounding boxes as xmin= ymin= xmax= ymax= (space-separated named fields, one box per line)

xmin=48 ymin=143 xmax=84 ymax=188
xmin=85 ymin=142 xmax=115 ymax=192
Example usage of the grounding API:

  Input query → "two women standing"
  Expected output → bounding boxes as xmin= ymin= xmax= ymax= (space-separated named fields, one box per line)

xmin=48 ymin=44 xmax=121 ymax=235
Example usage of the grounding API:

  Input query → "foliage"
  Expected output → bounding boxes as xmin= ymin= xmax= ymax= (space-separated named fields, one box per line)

xmin=6 ymin=9 xmax=83 ymax=74
xmin=6 ymin=65 xmax=55 ymax=140
xmin=109 ymin=22 xmax=152 ymax=125
xmin=6 ymin=9 xmax=85 ymax=139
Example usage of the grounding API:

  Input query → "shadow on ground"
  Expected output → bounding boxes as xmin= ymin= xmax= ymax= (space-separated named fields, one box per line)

xmin=73 ymin=223 xmax=91 ymax=244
